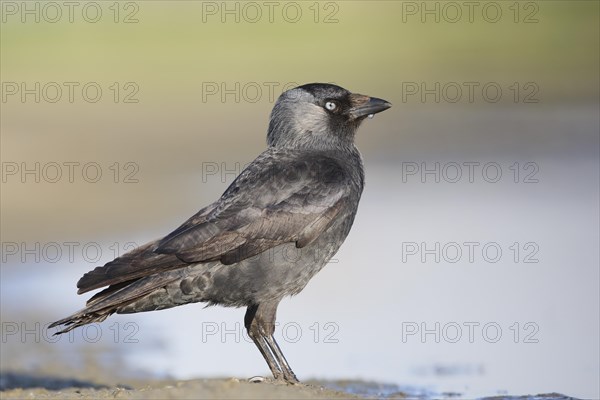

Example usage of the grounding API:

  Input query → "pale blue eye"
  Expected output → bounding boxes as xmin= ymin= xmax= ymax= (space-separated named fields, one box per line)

xmin=325 ymin=101 xmax=337 ymax=111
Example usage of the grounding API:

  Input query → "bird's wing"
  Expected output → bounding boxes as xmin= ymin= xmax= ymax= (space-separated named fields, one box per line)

xmin=75 ymin=151 xmax=353 ymax=295
xmin=155 ymin=151 xmax=353 ymax=265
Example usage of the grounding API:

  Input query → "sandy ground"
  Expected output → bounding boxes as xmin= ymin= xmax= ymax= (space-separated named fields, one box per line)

xmin=0 ymin=373 xmax=366 ymax=400
xmin=0 ymin=372 xmax=577 ymax=400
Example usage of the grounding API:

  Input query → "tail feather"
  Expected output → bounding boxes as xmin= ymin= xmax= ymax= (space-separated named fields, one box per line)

xmin=49 ymin=310 xmax=113 ymax=334
xmin=50 ymin=269 xmax=187 ymax=335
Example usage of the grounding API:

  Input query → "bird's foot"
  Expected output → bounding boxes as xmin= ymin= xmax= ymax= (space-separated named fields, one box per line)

xmin=282 ymin=371 xmax=300 ymax=385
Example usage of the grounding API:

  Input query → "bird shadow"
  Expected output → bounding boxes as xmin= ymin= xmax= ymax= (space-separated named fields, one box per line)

xmin=0 ymin=371 xmax=112 ymax=391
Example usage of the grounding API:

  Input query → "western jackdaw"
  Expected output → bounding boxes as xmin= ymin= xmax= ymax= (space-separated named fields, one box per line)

xmin=50 ymin=83 xmax=391 ymax=383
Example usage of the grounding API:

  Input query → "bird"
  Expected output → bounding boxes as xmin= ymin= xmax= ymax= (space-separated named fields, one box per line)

xmin=50 ymin=83 xmax=391 ymax=383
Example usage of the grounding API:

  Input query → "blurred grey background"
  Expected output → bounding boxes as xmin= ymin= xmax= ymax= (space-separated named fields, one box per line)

xmin=1 ymin=1 xmax=598 ymax=398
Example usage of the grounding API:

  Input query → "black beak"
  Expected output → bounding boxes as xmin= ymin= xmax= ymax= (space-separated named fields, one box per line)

xmin=349 ymin=96 xmax=392 ymax=119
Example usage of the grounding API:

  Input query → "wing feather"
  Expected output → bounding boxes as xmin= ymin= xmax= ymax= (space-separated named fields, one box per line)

xmin=155 ymin=151 xmax=351 ymax=264
xmin=76 ymin=149 xmax=352 ymax=294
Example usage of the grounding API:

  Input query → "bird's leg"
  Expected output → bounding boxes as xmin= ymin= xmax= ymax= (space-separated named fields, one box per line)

xmin=245 ymin=304 xmax=283 ymax=380
xmin=245 ymin=302 xmax=300 ymax=384
xmin=251 ymin=335 xmax=283 ymax=380
xmin=264 ymin=334 xmax=299 ymax=384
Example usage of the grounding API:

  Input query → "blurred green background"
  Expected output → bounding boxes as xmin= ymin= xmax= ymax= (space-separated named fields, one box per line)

xmin=1 ymin=1 xmax=598 ymax=241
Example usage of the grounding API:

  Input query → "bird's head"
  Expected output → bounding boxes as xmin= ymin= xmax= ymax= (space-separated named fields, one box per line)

xmin=267 ymin=83 xmax=391 ymax=150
